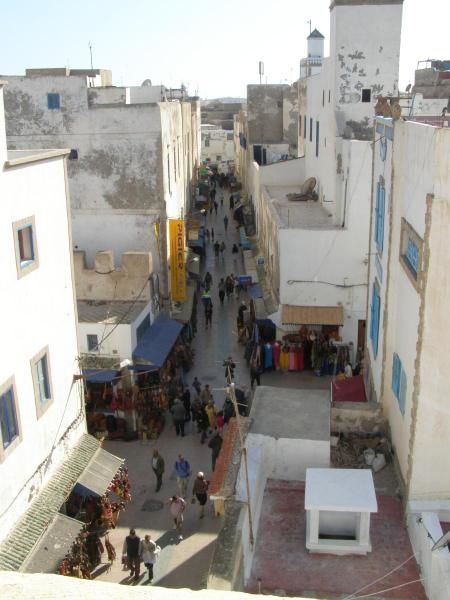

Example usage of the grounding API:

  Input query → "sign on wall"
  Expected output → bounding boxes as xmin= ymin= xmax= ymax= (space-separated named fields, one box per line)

xmin=169 ymin=219 xmax=186 ymax=302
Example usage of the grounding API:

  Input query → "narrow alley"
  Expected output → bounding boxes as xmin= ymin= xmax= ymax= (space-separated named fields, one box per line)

xmin=96 ymin=191 xmax=250 ymax=588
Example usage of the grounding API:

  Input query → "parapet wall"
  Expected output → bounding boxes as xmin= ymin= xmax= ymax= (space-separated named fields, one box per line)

xmin=74 ymin=250 xmax=152 ymax=301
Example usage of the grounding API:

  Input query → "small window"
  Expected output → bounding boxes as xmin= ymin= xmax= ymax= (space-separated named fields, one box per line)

xmin=400 ymin=219 xmax=423 ymax=288
xmin=328 ymin=89 xmax=331 ymax=103
xmin=303 ymin=116 xmax=306 ymax=139
xmin=362 ymin=89 xmax=371 ymax=103
xmin=47 ymin=93 xmax=61 ymax=109
xmin=227 ymin=133 xmax=233 ymax=141
xmin=32 ymin=348 xmax=53 ymax=418
xmin=87 ymin=334 xmax=99 ymax=352
xmin=322 ymin=90 xmax=325 ymax=107
xmin=205 ymin=137 xmax=210 ymax=147
xmin=68 ymin=149 xmax=78 ymax=160
xmin=0 ymin=381 xmax=20 ymax=452
xmin=391 ymin=353 xmax=406 ymax=416
xmin=216 ymin=155 xmax=222 ymax=161
xmin=309 ymin=118 xmax=313 ymax=142
xmin=315 ymin=121 xmax=320 ymax=157
xmin=13 ymin=216 xmax=39 ymax=278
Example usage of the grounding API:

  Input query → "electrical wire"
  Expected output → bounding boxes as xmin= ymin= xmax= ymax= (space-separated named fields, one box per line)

xmin=348 ymin=578 xmax=423 ymax=599
xmin=287 ymin=279 xmax=367 ymax=288
xmin=342 ymin=552 xmax=416 ymax=599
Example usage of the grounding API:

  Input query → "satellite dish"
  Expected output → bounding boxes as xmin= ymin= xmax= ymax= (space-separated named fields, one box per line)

xmin=141 ymin=79 xmax=153 ymax=87
xmin=432 ymin=530 xmax=450 ymax=552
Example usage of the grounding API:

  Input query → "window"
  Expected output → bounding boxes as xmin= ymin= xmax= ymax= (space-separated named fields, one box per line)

xmin=400 ymin=219 xmax=423 ymax=288
xmin=68 ymin=149 xmax=78 ymax=160
xmin=391 ymin=353 xmax=407 ymax=415
xmin=322 ymin=90 xmax=325 ymax=107
xmin=32 ymin=348 xmax=53 ymax=418
xmin=13 ymin=216 xmax=39 ymax=278
xmin=303 ymin=116 xmax=307 ymax=139
xmin=309 ymin=118 xmax=313 ymax=142
xmin=205 ymin=137 xmax=210 ymax=147
xmin=299 ymin=115 xmax=302 ymax=137
xmin=315 ymin=121 xmax=320 ymax=157
xmin=374 ymin=180 xmax=386 ymax=253
xmin=87 ymin=334 xmax=99 ymax=352
xmin=370 ymin=282 xmax=381 ymax=356
xmin=227 ymin=133 xmax=233 ymax=141
xmin=328 ymin=89 xmax=331 ymax=103
xmin=0 ymin=380 xmax=20 ymax=454
xmin=362 ymin=89 xmax=371 ymax=103
xmin=47 ymin=93 xmax=61 ymax=109
xmin=216 ymin=155 xmax=222 ymax=161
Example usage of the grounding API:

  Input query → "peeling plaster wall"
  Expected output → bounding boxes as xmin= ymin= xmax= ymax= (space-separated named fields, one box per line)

xmin=282 ymin=82 xmax=299 ymax=154
xmin=2 ymin=76 xmax=200 ymax=293
xmin=247 ymin=85 xmax=288 ymax=144
xmin=330 ymin=2 xmax=403 ymax=137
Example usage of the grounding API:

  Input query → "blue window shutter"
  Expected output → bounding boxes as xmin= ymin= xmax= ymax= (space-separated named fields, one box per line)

xmin=47 ymin=93 xmax=60 ymax=109
xmin=374 ymin=183 xmax=380 ymax=246
xmin=398 ymin=368 xmax=407 ymax=415
xmin=370 ymin=284 xmax=380 ymax=356
xmin=391 ymin=353 xmax=401 ymax=398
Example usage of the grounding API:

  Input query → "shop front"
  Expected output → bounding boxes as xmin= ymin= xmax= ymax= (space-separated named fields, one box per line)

xmin=0 ymin=434 xmax=130 ymax=578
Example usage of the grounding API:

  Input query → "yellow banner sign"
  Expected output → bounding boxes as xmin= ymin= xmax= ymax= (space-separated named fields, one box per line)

xmin=169 ymin=219 xmax=186 ymax=302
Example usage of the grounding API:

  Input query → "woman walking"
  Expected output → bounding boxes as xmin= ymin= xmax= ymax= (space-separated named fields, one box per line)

xmin=140 ymin=534 xmax=161 ymax=583
xmin=192 ymin=472 xmax=209 ymax=518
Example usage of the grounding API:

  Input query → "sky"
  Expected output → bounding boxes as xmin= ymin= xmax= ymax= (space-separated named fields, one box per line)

xmin=0 ymin=0 xmax=449 ymax=99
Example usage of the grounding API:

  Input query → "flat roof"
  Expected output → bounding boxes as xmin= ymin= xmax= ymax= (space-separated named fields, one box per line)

xmin=266 ymin=185 xmax=339 ymax=229
xmin=77 ymin=300 xmax=148 ymax=324
xmin=249 ymin=386 xmax=330 ymax=441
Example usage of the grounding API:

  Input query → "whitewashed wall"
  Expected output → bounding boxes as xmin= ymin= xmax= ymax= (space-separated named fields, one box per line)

xmin=0 ymin=90 xmax=84 ymax=541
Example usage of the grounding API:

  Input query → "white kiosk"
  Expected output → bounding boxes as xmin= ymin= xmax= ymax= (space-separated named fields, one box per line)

xmin=305 ymin=468 xmax=378 ymax=555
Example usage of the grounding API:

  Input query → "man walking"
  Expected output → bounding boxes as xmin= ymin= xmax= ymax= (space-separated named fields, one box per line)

xmin=224 ymin=215 xmax=229 ymax=232
xmin=122 ymin=528 xmax=141 ymax=580
xmin=169 ymin=496 xmax=186 ymax=541
xmin=192 ymin=376 xmax=201 ymax=396
xmin=218 ymin=278 xmax=225 ymax=305
xmin=205 ymin=302 xmax=213 ymax=329
xmin=174 ymin=454 xmax=191 ymax=498
xmin=152 ymin=449 xmax=165 ymax=492
xmin=171 ymin=397 xmax=186 ymax=437
xmin=208 ymin=430 xmax=223 ymax=471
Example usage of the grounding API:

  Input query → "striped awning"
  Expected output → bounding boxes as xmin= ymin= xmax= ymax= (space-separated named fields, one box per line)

xmin=282 ymin=305 xmax=344 ymax=326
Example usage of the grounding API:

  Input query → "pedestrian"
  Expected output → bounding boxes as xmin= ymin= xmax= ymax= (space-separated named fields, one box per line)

xmin=344 ymin=362 xmax=353 ymax=378
xmin=220 ymin=194 xmax=224 ymax=207
xmin=197 ymin=405 xmax=209 ymax=444
xmin=216 ymin=411 xmax=224 ymax=435
xmin=223 ymin=356 xmax=236 ymax=380
xmin=237 ymin=301 xmax=247 ymax=328
xmin=204 ymin=271 xmax=212 ymax=290
xmin=214 ymin=200 xmax=218 ymax=215
xmin=224 ymin=215 xmax=229 ymax=232
xmin=229 ymin=194 xmax=234 ymax=210
xmin=191 ymin=395 xmax=202 ymax=423
xmin=174 ymin=454 xmax=191 ymax=498
xmin=223 ymin=396 xmax=235 ymax=424
xmin=209 ymin=203 xmax=213 ymax=215
xmin=211 ymin=188 xmax=216 ymax=202
xmin=204 ymin=302 xmax=213 ymax=329
xmin=232 ymin=243 xmax=239 ymax=254
xmin=211 ymin=227 xmax=215 ymax=241
xmin=171 ymin=397 xmax=186 ymax=437
xmin=168 ymin=496 xmax=186 ymax=540
xmin=250 ymin=359 xmax=261 ymax=389
xmin=140 ymin=534 xmax=161 ymax=583
xmin=218 ymin=278 xmax=225 ymax=304
xmin=192 ymin=472 xmax=210 ymax=519
xmin=205 ymin=400 xmax=217 ymax=432
xmin=122 ymin=528 xmax=141 ymax=580
xmin=192 ymin=376 xmax=201 ymax=396
xmin=220 ymin=241 xmax=226 ymax=256
xmin=214 ymin=241 xmax=220 ymax=257
xmin=152 ymin=449 xmax=165 ymax=493
xmin=200 ymin=384 xmax=213 ymax=405
xmin=225 ymin=275 xmax=233 ymax=299
xmin=182 ymin=387 xmax=191 ymax=422
xmin=205 ymin=228 xmax=210 ymax=243
xmin=208 ymin=429 xmax=223 ymax=471
xmin=201 ymin=288 xmax=211 ymax=308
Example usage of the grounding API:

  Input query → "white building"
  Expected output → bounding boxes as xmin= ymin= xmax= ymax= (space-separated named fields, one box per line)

xmin=365 ymin=114 xmax=450 ymax=600
xmin=0 ymin=81 xmax=85 ymax=542
xmin=201 ymin=124 xmax=235 ymax=171
xmin=242 ymin=0 xmax=403 ymax=351
xmin=1 ymin=68 xmax=201 ymax=298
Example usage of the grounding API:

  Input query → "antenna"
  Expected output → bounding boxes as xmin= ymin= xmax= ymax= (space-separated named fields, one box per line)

xmin=258 ymin=61 xmax=264 ymax=85
xmin=88 ymin=41 xmax=94 ymax=70
xmin=307 ymin=19 xmax=312 ymax=34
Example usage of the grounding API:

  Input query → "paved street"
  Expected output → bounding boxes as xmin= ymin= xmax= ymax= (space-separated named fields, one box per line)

xmin=95 ymin=192 xmax=250 ymax=588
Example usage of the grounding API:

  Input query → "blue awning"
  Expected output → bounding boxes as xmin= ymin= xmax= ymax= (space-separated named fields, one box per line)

xmin=133 ymin=313 xmax=183 ymax=368
xmin=248 ymin=283 xmax=263 ymax=299
xmin=83 ymin=369 xmax=120 ymax=383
